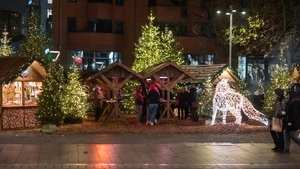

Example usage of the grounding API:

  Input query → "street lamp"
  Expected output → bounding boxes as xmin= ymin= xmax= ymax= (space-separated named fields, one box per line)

xmin=217 ymin=5 xmax=245 ymax=67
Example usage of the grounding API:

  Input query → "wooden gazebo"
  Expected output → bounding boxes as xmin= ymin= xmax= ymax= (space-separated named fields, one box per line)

xmin=141 ymin=61 xmax=195 ymax=125
xmin=87 ymin=62 xmax=143 ymax=126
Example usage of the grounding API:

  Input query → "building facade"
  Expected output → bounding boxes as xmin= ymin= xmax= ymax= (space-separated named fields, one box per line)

xmin=52 ymin=0 xmax=226 ymax=71
xmin=0 ymin=10 xmax=22 ymax=36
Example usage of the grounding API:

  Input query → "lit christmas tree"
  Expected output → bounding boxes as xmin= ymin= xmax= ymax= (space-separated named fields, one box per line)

xmin=20 ymin=2 xmax=48 ymax=64
xmin=61 ymin=65 xmax=90 ymax=123
xmin=132 ymin=11 xmax=183 ymax=72
xmin=262 ymin=42 xmax=293 ymax=118
xmin=0 ymin=28 xmax=13 ymax=56
xmin=35 ymin=61 xmax=65 ymax=126
xmin=198 ymin=76 xmax=214 ymax=118
xmin=124 ymin=11 xmax=184 ymax=110
xmin=262 ymin=65 xmax=291 ymax=118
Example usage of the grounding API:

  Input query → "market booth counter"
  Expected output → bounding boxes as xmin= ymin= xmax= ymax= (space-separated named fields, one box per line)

xmin=0 ymin=58 xmax=46 ymax=130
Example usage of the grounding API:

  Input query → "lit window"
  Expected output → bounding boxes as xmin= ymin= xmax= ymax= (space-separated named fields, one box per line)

xmin=47 ymin=9 xmax=52 ymax=18
xmin=48 ymin=0 xmax=53 ymax=4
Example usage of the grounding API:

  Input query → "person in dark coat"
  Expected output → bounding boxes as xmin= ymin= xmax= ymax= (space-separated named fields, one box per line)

xmin=284 ymin=83 xmax=300 ymax=153
xmin=176 ymin=88 xmax=189 ymax=120
xmin=270 ymin=88 xmax=287 ymax=152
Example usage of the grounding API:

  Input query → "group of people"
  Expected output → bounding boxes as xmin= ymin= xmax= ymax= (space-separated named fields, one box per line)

xmin=134 ymin=84 xmax=160 ymax=125
xmin=271 ymin=82 xmax=300 ymax=153
xmin=134 ymin=83 xmax=198 ymax=125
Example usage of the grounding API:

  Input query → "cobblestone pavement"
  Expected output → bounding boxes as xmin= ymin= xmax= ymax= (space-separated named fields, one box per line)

xmin=1 ymin=142 xmax=300 ymax=169
xmin=0 ymin=132 xmax=272 ymax=144
xmin=1 ymin=132 xmax=300 ymax=169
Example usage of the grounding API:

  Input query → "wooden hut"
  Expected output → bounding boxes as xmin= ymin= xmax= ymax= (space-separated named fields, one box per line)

xmin=180 ymin=64 xmax=238 ymax=84
xmin=141 ymin=61 xmax=195 ymax=125
xmin=0 ymin=57 xmax=46 ymax=130
xmin=87 ymin=62 xmax=143 ymax=126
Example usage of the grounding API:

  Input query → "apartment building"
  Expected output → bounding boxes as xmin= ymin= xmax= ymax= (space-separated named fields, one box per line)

xmin=0 ymin=10 xmax=22 ymax=36
xmin=52 ymin=0 xmax=226 ymax=71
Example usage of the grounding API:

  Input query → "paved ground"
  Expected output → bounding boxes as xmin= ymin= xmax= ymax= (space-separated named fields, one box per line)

xmin=1 ymin=132 xmax=300 ymax=169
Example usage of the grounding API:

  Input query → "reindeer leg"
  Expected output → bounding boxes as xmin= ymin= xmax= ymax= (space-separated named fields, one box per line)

xmin=211 ymin=107 xmax=217 ymax=125
xmin=222 ymin=111 xmax=227 ymax=124
xmin=234 ymin=109 xmax=242 ymax=125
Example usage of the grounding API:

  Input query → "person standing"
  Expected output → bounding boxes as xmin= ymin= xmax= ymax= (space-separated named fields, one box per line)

xmin=176 ymin=88 xmax=188 ymax=120
xmin=93 ymin=85 xmax=104 ymax=121
xmin=134 ymin=85 xmax=144 ymax=124
xmin=147 ymin=84 xmax=160 ymax=125
xmin=284 ymin=83 xmax=300 ymax=153
xmin=270 ymin=88 xmax=287 ymax=152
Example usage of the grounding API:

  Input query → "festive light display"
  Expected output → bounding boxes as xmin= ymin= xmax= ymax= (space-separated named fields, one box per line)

xmin=60 ymin=66 xmax=90 ymax=120
xmin=211 ymin=79 xmax=269 ymax=126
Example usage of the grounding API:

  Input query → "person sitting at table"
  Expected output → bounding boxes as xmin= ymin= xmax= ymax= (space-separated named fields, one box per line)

xmin=147 ymin=84 xmax=160 ymax=125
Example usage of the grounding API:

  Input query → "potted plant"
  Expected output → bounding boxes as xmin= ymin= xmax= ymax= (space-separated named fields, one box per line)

xmin=35 ymin=61 xmax=65 ymax=133
xmin=61 ymin=66 xmax=90 ymax=124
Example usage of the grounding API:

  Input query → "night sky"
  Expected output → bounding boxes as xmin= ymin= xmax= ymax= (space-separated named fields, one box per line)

xmin=0 ymin=0 xmax=28 ymax=16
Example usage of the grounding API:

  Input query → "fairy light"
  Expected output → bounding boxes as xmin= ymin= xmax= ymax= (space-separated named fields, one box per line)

xmin=211 ymin=79 xmax=269 ymax=126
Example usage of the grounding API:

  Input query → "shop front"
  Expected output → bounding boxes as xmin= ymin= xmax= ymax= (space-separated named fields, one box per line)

xmin=0 ymin=58 xmax=46 ymax=130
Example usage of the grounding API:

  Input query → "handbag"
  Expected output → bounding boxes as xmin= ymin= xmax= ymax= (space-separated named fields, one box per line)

xmin=271 ymin=117 xmax=282 ymax=132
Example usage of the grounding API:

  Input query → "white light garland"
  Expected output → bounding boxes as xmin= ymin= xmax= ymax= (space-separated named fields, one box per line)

xmin=211 ymin=79 xmax=269 ymax=126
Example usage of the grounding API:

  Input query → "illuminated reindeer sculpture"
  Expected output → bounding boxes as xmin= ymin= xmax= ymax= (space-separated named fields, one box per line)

xmin=211 ymin=79 xmax=269 ymax=126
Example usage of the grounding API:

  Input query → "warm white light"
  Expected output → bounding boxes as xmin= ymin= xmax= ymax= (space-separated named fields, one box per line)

xmin=211 ymin=79 xmax=269 ymax=126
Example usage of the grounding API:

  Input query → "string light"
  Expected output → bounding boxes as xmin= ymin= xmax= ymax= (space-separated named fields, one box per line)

xmin=211 ymin=79 xmax=269 ymax=126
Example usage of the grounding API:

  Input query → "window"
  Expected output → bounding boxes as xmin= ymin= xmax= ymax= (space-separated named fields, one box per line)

xmin=47 ymin=9 xmax=52 ymax=18
xmin=115 ymin=0 xmax=123 ymax=5
xmin=96 ymin=19 xmax=112 ymax=33
xmin=88 ymin=0 xmax=112 ymax=3
xmin=148 ymin=0 xmax=156 ymax=6
xmin=114 ymin=21 xmax=123 ymax=34
xmin=87 ymin=21 xmax=96 ymax=32
xmin=68 ymin=0 xmax=76 ymax=2
xmin=69 ymin=50 xmax=122 ymax=71
xmin=67 ymin=18 xmax=76 ymax=32
xmin=185 ymin=54 xmax=214 ymax=65
xmin=48 ymin=0 xmax=53 ymax=4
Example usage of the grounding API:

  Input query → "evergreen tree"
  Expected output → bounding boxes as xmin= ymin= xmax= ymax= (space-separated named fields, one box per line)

xmin=160 ymin=27 xmax=183 ymax=64
xmin=262 ymin=65 xmax=291 ymax=118
xmin=124 ymin=12 xmax=184 ymax=111
xmin=20 ymin=3 xmax=48 ymax=65
xmin=198 ymin=77 xmax=214 ymax=118
xmin=132 ymin=11 xmax=183 ymax=72
xmin=35 ymin=61 xmax=64 ymax=126
xmin=61 ymin=66 xmax=90 ymax=121
xmin=0 ymin=28 xmax=13 ymax=56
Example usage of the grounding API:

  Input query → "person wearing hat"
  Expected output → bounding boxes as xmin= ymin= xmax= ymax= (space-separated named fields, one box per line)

xmin=270 ymin=88 xmax=287 ymax=152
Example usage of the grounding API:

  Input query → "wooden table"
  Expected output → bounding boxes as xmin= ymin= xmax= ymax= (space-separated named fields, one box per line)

xmin=157 ymin=99 xmax=179 ymax=125
xmin=101 ymin=99 xmax=129 ymax=126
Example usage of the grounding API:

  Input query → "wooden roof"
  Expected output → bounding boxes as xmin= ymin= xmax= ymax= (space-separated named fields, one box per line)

xmin=87 ymin=61 xmax=143 ymax=81
xmin=141 ymin=61 xmax=195 ymax=81
xmin=180 ymin=64 xmax=238 ymax=83
xmin=0 ymin=56 xmax=32 ymax=83
xmin=16 ymin=61 xmax=47 ymax=82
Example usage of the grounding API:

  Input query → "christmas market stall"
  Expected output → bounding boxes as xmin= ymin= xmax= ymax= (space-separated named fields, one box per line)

xmin=180 ymin=64 xmax=238 ymax=84
xmin=87 ymin=62 xmax=143 ymax=126
xmin=141 ymin=61 xmax=195 ymax=125
xmin=0 ymin=57 xmax=46 ymax=130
